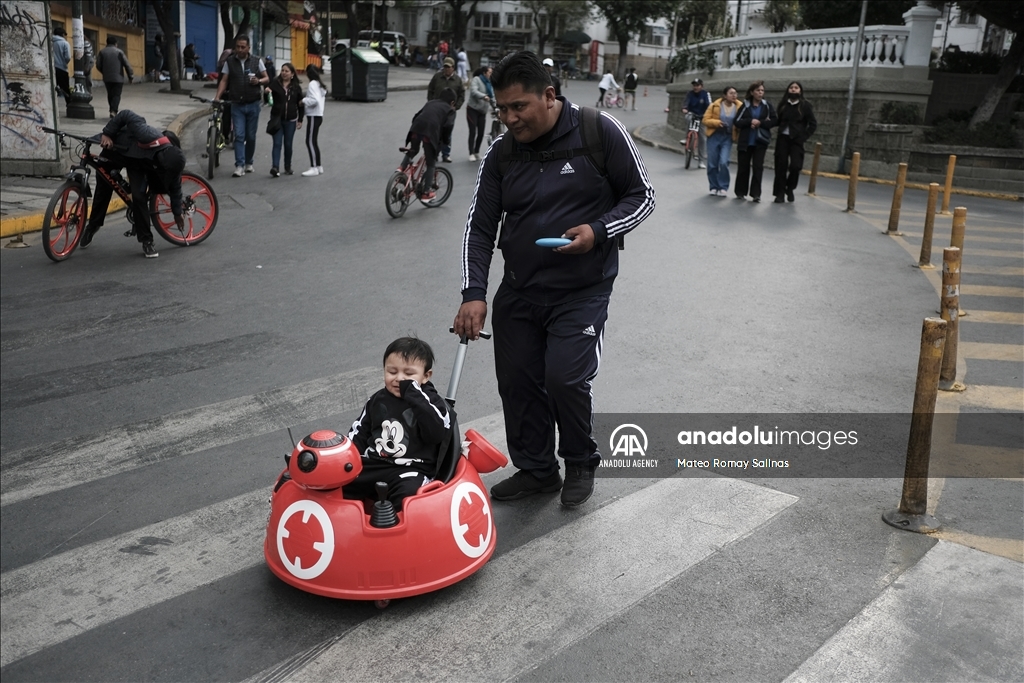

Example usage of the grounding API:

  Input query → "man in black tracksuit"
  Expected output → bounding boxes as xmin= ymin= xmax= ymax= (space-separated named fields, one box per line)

xmin=453 ymin=51 xmax=655 ymax=507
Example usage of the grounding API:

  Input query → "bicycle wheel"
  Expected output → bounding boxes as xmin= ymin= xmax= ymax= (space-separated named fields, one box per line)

xmin=603 ymin=93 xmax=614 ymax=108
xmin=206 ymin=126 xmax=216 ymax=179
xmin=150 ymin=173 xmax=218 ymax=246
xmin=385 ymin=170 xmax=410 ymax=218
xmin=421 ymin=167 xmax=453 ymax=208
xmin=685 ymin=141 xmax=693 ymax=169
xmin=42 ymin=181 xmax=88 ymax=262
xmin=614 ymin=95 xmax=624 ymax=109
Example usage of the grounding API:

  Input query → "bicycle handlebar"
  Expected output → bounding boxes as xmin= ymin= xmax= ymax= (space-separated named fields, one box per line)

xmin=190 ymin=92 xmax=225 ymax=107
xmin=39 ymin=126 xmax=95 ymax=144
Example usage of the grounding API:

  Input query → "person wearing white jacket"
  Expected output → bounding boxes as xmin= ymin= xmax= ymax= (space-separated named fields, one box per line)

xmin=596 ymin=70 xmax=620 ymax=108
xmin=301 ymin=65 xmax=327 ymax=176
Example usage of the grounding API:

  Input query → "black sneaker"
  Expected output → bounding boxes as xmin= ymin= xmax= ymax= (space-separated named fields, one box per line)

xmin=490 ymin=469 xmax=563 ymax=501
xmin=786 ymin=190 xmax=795 ymax=202
xmin=560 ymin=463 xmax=596 ymax=507
xmin=142 ymin=241 xmax=159 ymax=258
xmin=270 ymin=166 xmax=280 ymax=177
xmin=284 ymin=167 xmax=293 ymax=175
xmin=80 ymin=225 xmax=99 ymax=248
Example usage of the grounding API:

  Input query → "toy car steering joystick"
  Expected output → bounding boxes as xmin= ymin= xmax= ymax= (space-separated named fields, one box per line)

xmin=371 ymin=481 xmax=398 ymax=528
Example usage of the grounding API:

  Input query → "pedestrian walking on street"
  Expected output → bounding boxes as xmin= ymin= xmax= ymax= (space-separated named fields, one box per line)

xmin=734 ymin=81 xmax=776 ymax=202
xmin=456 ymin=46 xmax=469 ymax=82
xmin=466 ymin=66 xmax=492 ymax=161
xmin=623 ymin=68 xmax=638 ymax=110
xmin=596 ymin=69 xmax=619 ymax=107
xmin=96 ymin=36 xmax=134 ymax=118
xmin=52 ymin=26 xmax=71 ymax=98
xmin=453 ymin=51 xmax=655 ymax=508
xmin=215 ymin=35 xmax=269 ymax=177
xmin=266 ymin=62 xmax=304 ymax=177
xmin=301 ymin=64 xmax=327 ymax=176
xmin=773 ymin=81 xmax=817 ymax=203
xmin=427 ymin=57 xmax=464 ymax=162
xmin=702 ymin=85 xmax=740 ymax=196
xmin=681 ymin=78 xmax=711 ymax=168
xmin=542 ymin=58 xmax=561 ymax=97
xmin=82 ymin=38 xmax=95 ymax=93
xmin=153 ymin=33 xmax=165 ymax=79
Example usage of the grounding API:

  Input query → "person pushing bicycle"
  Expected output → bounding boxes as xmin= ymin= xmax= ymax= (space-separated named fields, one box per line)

xmin=81 ymin=110 xmax=186 ymax=258
xmin=400 ymin=88 xmax=456 ymax=201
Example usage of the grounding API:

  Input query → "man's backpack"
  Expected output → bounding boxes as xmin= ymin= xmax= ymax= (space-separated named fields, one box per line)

xmin=496 ymin=106 xmax=623 ymax=249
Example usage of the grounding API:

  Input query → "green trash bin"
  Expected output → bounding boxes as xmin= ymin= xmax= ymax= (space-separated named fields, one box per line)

xmin=329 ymin=47 xmax=350 ymax=100
xmin=350 ymin=48 xmax=388 ymax=102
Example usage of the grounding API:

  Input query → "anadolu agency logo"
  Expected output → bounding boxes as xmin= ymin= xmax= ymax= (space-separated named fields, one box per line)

xmin=600 ymin=424 xmax=659 ymax=469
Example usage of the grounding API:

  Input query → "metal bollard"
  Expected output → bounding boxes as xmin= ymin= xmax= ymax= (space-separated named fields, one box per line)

xmin=939 ymin=247 xmax=964 ymax=391
xmin=845 ymin=152 xmax=860 ymax=212
xmin=886 ymin=163 xmax=908 ymax=234
xmin=916 ymin=183 xmax=940 ymax=269
xmin=807 ymin=141 xmax=822 ymax=196
xmin=5 ymin=233 xmax=30 ymax=249
xmin=940 ymin=155 xmax=956 ymax=215
xmin=950 ymin=206 xmax=967 ymax=253
xmin=882 ymin=317 xmax=946 ymax=533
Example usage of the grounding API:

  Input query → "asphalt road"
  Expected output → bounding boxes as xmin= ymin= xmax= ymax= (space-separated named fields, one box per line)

xmin=1 ymin=84 xmax=1020 ymax=682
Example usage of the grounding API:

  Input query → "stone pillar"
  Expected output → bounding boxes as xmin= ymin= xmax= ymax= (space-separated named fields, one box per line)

xmin=902 ymin=1 xmax=942 ymax=78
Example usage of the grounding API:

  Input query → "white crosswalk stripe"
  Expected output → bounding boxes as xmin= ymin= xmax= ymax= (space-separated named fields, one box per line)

xmin=0 ymin=490 xmax=266 ymax=667
xmin=1 ymin=367 xmax=381 ymax=507
xmin=272 ymin=478 xmax=797 ymax=682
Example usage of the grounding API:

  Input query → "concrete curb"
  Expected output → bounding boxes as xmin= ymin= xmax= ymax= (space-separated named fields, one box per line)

xmin=629 ymin=126 xmax=1023 ymax=203
xmin=387 ymin=84 xmax=429 ymax=92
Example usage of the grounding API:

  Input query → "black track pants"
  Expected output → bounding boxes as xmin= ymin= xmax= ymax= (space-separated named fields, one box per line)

xmin=491 ymin=285 xmax=608 ymax=478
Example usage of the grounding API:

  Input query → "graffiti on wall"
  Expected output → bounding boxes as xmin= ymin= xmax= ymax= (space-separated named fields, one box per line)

xmin=1 ymin=1 xmax=57 ymax=160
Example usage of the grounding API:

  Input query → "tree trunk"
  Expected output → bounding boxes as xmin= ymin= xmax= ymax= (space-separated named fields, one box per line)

xmin=348 ymin=2 xmax=360 ymax=43
xmin=617 ymin=37 xmax=629 ymax=80
xmin=153 ymin=1 xmax=182 ymax=92
xmin=969 ymin=31 xmax=1024 ymax=128
xmin=538 ymin=33 xmax=547 ymax=57
xmin=220 ymin=3 xmax=233 ymax=44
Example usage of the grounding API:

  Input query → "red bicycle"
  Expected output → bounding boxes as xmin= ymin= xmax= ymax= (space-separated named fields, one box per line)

xmin=682 ymin=114 xmax=701 ymax=169
xmin=39 ymin=127 xmax=218 ymax=262
xmin=385 ymin=148 xmax=453 ymax=218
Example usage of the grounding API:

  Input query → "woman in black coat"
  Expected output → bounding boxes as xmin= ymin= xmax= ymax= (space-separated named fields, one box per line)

xmin=265 ymin=62 xmax=304 ymax=177
xmin=773 ymin=81 xmax=817 ymax=203
xmin=734 ymin=80 xmax=777 ymax=202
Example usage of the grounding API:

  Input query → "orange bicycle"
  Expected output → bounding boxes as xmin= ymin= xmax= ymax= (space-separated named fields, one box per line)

xmin=384 ymin=148 xmax=453 ymax=218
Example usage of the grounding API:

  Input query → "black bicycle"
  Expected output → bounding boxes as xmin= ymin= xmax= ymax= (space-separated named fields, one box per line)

xmin=39 ymin=127 xmax=219 ymax=262
xmin=190 ymin=92 xmax=231 ymax=180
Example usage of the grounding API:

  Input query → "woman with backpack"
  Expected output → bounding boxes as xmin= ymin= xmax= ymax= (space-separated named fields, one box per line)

xmin=773 ymin=81 xmax=817 ymax=203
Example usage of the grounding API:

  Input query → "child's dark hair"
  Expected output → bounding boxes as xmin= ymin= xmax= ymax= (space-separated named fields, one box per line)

xmin=490 ymin=51 xmax=552 ymax=96
xmin=384 ymin=337 xmax=435 ymax=372
xmin=438 ymin=87 xmax=457 ymax=105
xmin=306 ymin=63 xmax=323 ymax=85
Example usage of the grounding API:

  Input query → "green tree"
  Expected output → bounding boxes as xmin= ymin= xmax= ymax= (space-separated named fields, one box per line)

xmin=798 ymin=0 xmax=915 ymax=30
xmin=593 ymin=0 xmax=678 ymax=77
xmin=676 ymin=0 xmax=729 ymax=44
xmin=957 ymin=1 xmax=1024 ymax=127
xmin=522 ymin=0 xmax=592 ymax=57
xmin=760 ymin=0 xmax=801 ymax=32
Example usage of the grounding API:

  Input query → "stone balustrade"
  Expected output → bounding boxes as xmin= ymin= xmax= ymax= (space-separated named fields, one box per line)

xmin=684 ymin=25 xmax=912 ymax=73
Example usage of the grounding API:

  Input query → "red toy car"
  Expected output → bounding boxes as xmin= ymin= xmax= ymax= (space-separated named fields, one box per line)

xmin=263 ymin=334 xmax=507 ymax=607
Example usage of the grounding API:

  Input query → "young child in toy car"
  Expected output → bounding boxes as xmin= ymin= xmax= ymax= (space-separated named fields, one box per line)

xmin=343 ymin=337 xmax=451 ymax=509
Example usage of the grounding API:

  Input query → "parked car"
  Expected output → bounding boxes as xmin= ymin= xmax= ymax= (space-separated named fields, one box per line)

xmin=355 ymin=30 xmax=408 ymax=64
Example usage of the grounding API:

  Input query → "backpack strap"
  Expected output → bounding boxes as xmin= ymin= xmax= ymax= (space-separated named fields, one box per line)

xmin=498 ymin=105 xmax=605 ymax=176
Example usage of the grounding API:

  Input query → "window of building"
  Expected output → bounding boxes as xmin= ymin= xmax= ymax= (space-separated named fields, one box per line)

xmin=958 ymin=10 xmax=978 ymax=25
xmin=506 ymin=13 xmax=532 ymax=30
xmin=475 ymin=12 xmax=500 ymax=29
xmin=538 ymin=14 xmax=566 ymax=37
xmin=641 ymin=26 xmax=665 ymax=46
xmin=401 ymin=10 xmax=418 ymax=39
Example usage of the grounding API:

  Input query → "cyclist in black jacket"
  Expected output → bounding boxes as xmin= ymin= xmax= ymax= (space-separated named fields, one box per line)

xmin=452 ymin=51 xmax=655 ymax=508
xmin=81 ymin=110 xmax=185 ymax=258
xmin=400 ymin=88 xmax=456 ymax=200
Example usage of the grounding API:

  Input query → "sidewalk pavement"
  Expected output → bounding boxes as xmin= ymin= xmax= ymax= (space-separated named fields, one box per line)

xmin=0 ymin=65 xmax=434 ymax=238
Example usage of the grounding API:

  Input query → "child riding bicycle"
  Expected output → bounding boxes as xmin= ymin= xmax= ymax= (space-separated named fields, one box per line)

xmin=400 ymin=88 xmax=456 ymax=200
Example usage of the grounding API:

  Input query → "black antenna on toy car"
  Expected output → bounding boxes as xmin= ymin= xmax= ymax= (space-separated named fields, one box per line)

xmin=446 ymin=327 xmax=491 ymax=406
xmin=286 ymin=427 xmax=298 ymax=448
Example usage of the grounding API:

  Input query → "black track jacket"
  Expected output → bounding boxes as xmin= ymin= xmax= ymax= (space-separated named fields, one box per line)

xmin=461 ymin=99 xmax=655 ymax=306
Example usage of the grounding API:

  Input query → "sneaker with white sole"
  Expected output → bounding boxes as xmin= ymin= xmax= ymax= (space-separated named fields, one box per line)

xmin=245 ymin=164 xmax=254 ymax=173
xmin=232 ymin=166 xmax=245 ymax=177
xmin=142 ymin=241 xmax=159 ymax=258
xmin=301 ymin=167 xmax=320 ymax=177
xmin=317 ymin=166 xmax=324 ymax=174
xmin=469 ymin=153 xmax=477 ymax=161
xmin=698 ymin=162 xmax=706 ymax=169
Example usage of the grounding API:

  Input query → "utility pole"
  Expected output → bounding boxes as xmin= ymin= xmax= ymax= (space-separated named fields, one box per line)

xmin=66 ymin=0 xmax=95 ymax=118
xmin=837 ymin=0 xmax=867 ymax=174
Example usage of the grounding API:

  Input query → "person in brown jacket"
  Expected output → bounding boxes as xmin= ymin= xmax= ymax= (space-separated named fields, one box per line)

xmin=426 ymin=57 xmax=464 ymax=162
